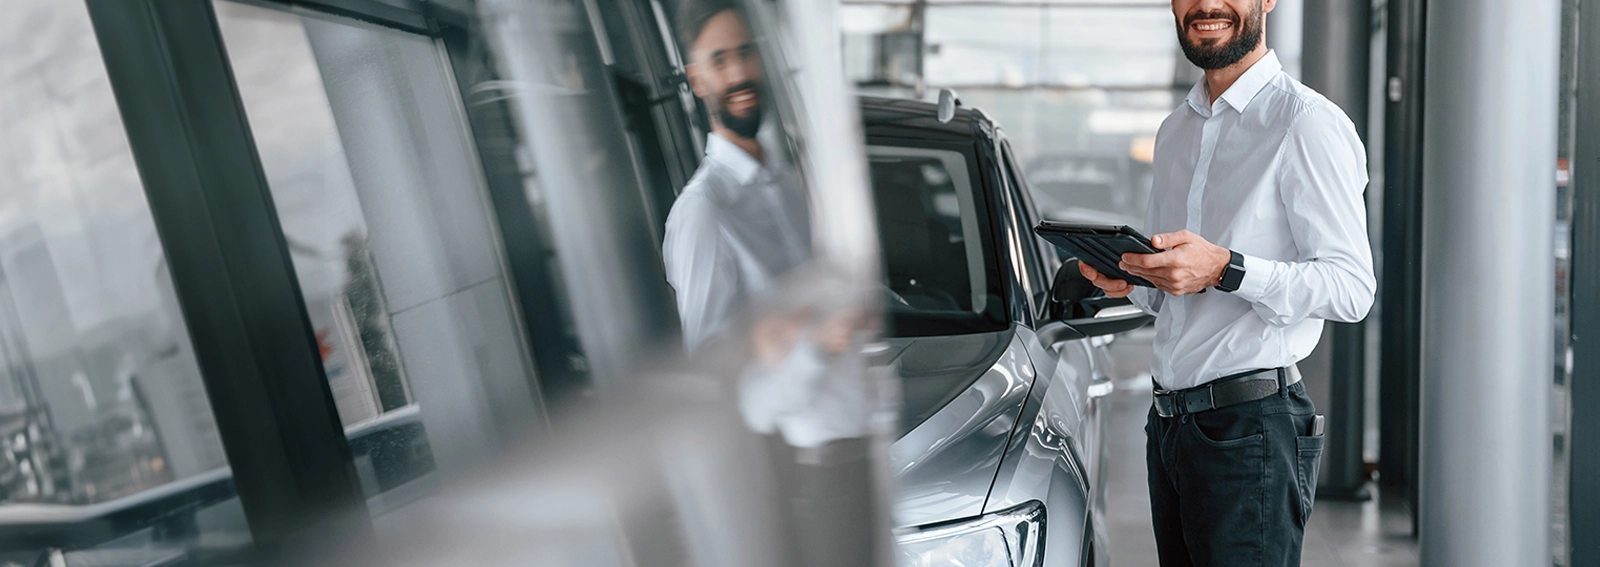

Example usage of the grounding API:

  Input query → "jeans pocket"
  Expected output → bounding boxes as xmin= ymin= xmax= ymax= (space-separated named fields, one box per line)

xmin=1187 ymin=406 xmax=1263 ymax=448
xmin=1295 ymin=434 xmax=1325 ymax=525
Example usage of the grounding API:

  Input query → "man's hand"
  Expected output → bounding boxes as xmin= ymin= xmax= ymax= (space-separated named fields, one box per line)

xmin=1078 ymin=261 xmax=1135 ymax=298
xmin=1119 ymin=230 xmax=1231 ymax=296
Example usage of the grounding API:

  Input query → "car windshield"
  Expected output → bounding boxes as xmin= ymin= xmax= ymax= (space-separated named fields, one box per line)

xmin=868 ymin=143 xmax=1007 ymax=337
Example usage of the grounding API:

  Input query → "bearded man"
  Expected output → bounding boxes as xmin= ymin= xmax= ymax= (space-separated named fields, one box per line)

xmin=1077 ymin=0 xmax=1375 ymax=564
xmin=664 ymin=0 xmax=811 ymax=350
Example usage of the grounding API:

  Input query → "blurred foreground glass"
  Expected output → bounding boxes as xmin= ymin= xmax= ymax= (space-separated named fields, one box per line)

xmin=0 ymin=0 xmax=247 ymax=562
xmin=267 ymin=0 xmax=895 ymax=565
xmin=214 ymin=0 xmax=544 ymax=515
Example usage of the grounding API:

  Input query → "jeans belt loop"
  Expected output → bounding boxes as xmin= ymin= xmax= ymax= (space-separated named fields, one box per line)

xmin=1277 ymin=367 xmax=1288 ymax=399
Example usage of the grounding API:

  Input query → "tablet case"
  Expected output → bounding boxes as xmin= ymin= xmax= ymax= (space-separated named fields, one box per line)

xmin=1033 ymin=221 xmax=1162 ymax=288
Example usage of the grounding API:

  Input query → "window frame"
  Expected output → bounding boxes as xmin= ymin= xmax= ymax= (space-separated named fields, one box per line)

xmin=83 ymin=0 xmax=377 ymax=550
xmin=997 ymin=136 xmax=1060 ymax=321
xmin=75 ymin=0 xmax=597 ymax=552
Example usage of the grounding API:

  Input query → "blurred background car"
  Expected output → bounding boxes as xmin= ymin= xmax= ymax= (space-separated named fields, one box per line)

xmin=1026 ymin=152 xmax=1150 ymax=230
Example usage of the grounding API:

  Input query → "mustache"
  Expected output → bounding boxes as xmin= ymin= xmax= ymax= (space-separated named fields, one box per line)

xmin=721 ymin=81 xmax=760 ymax=103
xmin=1183 ymin=9 xmax=1241 ymax=29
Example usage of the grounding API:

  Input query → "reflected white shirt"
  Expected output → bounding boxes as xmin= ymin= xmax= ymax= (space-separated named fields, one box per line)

xmin=1129 ymin=51 xmax=1375 ymax=390
xmin=664 ymin=132 xmax=811 ymax=350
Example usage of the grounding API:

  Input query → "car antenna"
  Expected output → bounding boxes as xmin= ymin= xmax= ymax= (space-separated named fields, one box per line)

xmin=937 ymin=89 xmax=961 ymax=123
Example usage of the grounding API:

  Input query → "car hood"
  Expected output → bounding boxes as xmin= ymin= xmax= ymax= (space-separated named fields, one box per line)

xmin=882 ymin=329 xmax=1038 ymax=527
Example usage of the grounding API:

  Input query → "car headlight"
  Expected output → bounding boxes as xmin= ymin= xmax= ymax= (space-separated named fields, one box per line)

xmin=895 ymin=500 xmax=1045 ymax=567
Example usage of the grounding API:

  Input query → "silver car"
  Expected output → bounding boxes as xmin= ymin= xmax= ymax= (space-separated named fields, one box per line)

xmin=862 ymin=95 xmax=1152 ymax=567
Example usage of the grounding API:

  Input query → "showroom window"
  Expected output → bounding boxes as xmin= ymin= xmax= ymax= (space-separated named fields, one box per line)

xmin=0 ymin=0 xmax=248 ymax=561
xmin=213 ymin=0 xmax=546 ymax=511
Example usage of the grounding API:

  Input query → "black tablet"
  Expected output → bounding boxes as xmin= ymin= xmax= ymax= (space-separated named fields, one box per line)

xmin=1033 ymin=220 xmax=1163 ymax=288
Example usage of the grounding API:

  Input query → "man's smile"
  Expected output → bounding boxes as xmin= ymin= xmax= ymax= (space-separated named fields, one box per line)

xmin=1189 ymin=18 xmax=1235 ymax=39
xmin=725 ymin=87 xmax=759 ymax=116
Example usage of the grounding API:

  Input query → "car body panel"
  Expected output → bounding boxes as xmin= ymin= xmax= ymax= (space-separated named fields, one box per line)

xmin=986 ymin=326 xmax=1115 ymax=566
xmin=887 ymin=330 xmax=1035 ymax=527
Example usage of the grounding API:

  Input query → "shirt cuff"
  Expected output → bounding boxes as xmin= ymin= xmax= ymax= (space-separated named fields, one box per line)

xmin=1231 ymin=253 xmax=1272 ymax=301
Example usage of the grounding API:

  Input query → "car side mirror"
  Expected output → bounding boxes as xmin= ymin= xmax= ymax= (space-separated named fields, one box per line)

xmin=1037 ymin=259 xmax=1153 ymax=346
xmin=1045 ymin=259 xmax=1100 ymax=321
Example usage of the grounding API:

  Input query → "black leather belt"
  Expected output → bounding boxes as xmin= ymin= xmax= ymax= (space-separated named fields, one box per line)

xmin=1152 ymin=366 xmax=1302 ymax=418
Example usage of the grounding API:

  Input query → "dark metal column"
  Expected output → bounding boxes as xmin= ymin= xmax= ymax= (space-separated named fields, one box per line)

xmin=1418 ymin=0 xmax=1557 ymax=562
xmin=1568 ymin=0 xmax=1600 ymax=562
xmin=1299 ymin=0 xmax=1374 ymax=501
xmin=84 ymin=0 xmax=372 ymax=554
xmin=1378 ymin=0 xmax=1426 ymax=529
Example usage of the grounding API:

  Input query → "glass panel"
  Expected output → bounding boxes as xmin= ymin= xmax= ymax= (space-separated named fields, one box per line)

xmin=241 ymin=0 xmax=895 ymax=562
xmin=1040 ymin=7 xmax=1178 ymax=88
xmin=949 ymin=88 xmax=1171 ymax=229
xmin=214 ymin=1 xmax=543 ymax=512
xmin=841 ymin=4 xmax=919 ymax=87
xmin=923 ymin=6 xmax=1041 ymax=87
xmin=923 ymin=6 xmax=1177 ymax=88
xmin=0 ymin=0 xmax=246 ymax=559
xmin=867 ymin=144 xmax=1005 ymax=337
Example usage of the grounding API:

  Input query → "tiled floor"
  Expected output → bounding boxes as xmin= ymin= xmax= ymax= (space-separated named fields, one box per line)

xmin=1100 ymin=330 xmax=1419 ymax=567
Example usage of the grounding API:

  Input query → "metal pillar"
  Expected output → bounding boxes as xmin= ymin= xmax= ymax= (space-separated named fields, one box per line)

xmin=1379 ymin=0 xmax=1426 ymax=529
xmin=1567 ymin=0 xmax=1600 ymax=562
xmin=1299 ymin=0 xmax=1373 ymax=501
xmin=1418 ymin=0 xmax=1557 ymax=563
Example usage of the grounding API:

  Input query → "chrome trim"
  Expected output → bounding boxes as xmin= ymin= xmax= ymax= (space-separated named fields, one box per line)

xmin=1093 ymin=304 xmax=1144 ymax=319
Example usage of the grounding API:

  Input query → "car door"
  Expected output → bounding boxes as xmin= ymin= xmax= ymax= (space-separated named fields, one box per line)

xmin=997 ymin=137 xmax=1106 ymax=466
xmin=982 ymin=134 xmax=1111 ymax=565
xmin=1004 ymin=140 xmax=1115 ymax=488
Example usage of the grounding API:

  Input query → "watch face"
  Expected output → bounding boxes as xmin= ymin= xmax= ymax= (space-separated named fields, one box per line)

xmin=1220 ymin=252 xmax=1245 ymax=292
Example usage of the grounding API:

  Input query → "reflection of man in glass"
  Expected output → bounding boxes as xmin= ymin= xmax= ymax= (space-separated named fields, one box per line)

xmin=665 ymin=0 xmax=811 ymax=350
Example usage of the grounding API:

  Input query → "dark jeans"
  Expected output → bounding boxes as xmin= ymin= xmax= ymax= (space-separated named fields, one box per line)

xmin=1146 ymin=380 xmax=1325 ymax=566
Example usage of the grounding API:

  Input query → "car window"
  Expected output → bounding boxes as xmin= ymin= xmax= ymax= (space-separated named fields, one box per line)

xmin=867 ymin=142 xmax=1007 ymax=337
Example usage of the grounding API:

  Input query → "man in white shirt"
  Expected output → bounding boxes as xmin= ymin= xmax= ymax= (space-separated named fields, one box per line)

xmin=665 ymin=0 xmax=811 ymax=350
xmin=1079 ymin=0 xmax=1375 ymax=564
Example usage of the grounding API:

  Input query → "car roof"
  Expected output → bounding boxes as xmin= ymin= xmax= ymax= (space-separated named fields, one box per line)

xmin=858 ymin=95 xmax=993 ymax=143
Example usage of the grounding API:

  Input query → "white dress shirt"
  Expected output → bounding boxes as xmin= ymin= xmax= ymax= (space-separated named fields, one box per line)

xmin=1131 ymin=50 xmax=1376 ymax=390
xmin=664 ymin=132 xmax=812 ymax=350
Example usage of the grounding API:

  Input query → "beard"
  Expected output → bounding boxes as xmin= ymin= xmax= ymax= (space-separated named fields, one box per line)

xmin=1177 ymin=4 xmax=1265 ymax=70
xmin=712 ymin=81 xmax=763 ymax=140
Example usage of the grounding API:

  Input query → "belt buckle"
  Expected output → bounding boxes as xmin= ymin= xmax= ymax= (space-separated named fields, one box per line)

xmin=1154 ymin=392 xmax=1177 ymax=418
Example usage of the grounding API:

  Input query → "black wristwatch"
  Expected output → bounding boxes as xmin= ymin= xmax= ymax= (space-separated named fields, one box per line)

xmin=1216 ymin=249 xmax=1246 ymax=293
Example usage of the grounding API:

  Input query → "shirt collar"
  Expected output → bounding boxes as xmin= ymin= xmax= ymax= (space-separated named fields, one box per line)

xmin=1185 ymin=50 xmax=1283 ymax=116
xmin=706 ymin=132 xmax=763 ymax=185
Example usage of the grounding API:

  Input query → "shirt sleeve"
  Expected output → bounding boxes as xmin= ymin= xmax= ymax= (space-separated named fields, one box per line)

xmin=664 ymin=194 xmax=741 ymax=351
xmin=1230 ymin=103 xmax=1377 ymax=327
